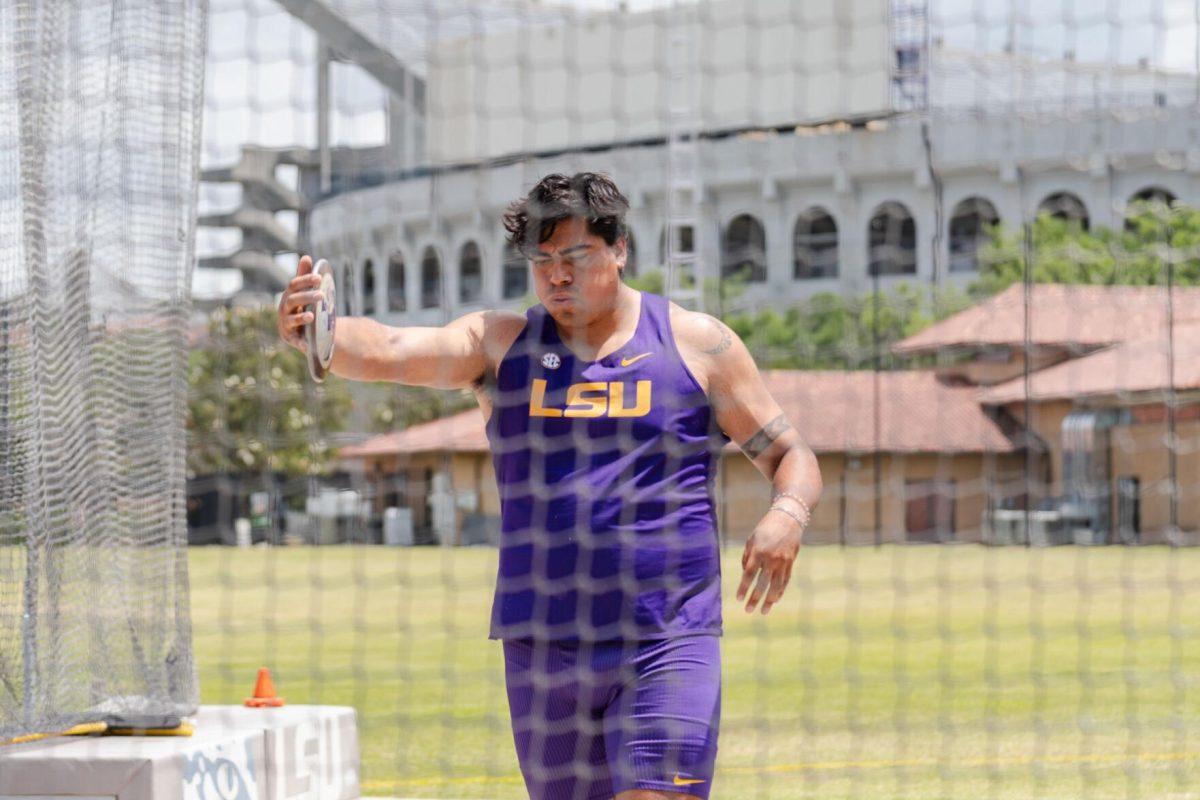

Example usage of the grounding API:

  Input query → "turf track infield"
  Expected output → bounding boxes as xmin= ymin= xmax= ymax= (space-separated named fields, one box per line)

xmin=189 ymin=544 xmax=1200 ymax=799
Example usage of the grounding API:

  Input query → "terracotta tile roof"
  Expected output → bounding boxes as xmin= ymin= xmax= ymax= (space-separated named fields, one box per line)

xmin=340 ymin=369 xmax=1022 ymax=459
xmin=979 ymin=320 xmax=1200 ymax=404
xmin=893 ymin=283 xmax=1200 ymax=355
xmin=753 ymin=370 xmax=1020 ymax=454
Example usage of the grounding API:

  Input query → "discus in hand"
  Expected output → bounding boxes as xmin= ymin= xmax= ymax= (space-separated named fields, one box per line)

xmin=305 ymin=258 xmax=337 ymax=382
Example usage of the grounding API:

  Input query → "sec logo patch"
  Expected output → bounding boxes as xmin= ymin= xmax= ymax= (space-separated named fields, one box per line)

xmin=541 ymin=352 xmax=561 ymax=370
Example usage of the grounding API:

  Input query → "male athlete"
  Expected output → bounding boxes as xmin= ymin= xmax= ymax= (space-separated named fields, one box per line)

xmin=278 ymin=173 xmax=822 ymax=800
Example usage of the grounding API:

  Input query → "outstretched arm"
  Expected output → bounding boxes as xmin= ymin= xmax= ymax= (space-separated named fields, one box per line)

xmin=278 ymin=254 xmax=520 ymax=389
xmin=675 ymin=310 xmax=823 ymax=615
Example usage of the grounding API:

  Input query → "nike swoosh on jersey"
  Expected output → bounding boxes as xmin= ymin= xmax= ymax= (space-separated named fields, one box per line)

xmin=673 ymin=774 xmax=705 ymax=786
xmin=620 ymin=352 xmax=653 ymax=367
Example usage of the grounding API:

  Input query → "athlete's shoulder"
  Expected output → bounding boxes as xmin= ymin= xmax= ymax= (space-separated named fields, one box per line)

xmin=459 ymin=307 xmax=528 ymax=365
xmin=666 ymin=301 xmax=740 ymax=360
xmin=664 ymin=302 xmax=753 ymax=397
xmin=481 ymin=306 xmax=529 ymax=336
xmin=446 ymin=306 xmax=526 ymax=336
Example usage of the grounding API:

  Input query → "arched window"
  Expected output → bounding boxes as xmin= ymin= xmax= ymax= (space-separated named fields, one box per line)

xmin=1038 ymin=192 xmax=1089 ymax=229
xmin=1125 ymin=186 xmax=1178 ymax=230
xmin=659 ymin=225 xmax=695 ymax=265
xmin=339 ymin=258 xmax=355 ymax=315
xmin=1131 ymin=186 xmax=1176 ymax=206
xmin=721 ymin=214 xmax=767 ymax=281
xmin=420 ymin=246 xmax=441 ymax=309
xmin=1132 ymin=184 xmax=1171 ymax=203
xmin=624 ymin=230 xmax=637 ymax=277
xmin=459 ymin=241 xmax=482 ymax=304
xmin=948 ymin=197 xmax=1000 ymax=273
xmin=387 ymin=252 xmax=406 ymax=312
xmin=868 ymin=202 xmax=917 ymax=276
xmin=502 ymin=243 xmax=527 ymax=300
xmin=793 ymin=207 xmax=838 ymax=279
xmin=361 ymin=258 xmax=376 ymax=315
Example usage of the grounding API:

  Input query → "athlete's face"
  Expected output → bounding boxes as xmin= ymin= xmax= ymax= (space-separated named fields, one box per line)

xmin=530 ymin=216 xmax=627 ymax=327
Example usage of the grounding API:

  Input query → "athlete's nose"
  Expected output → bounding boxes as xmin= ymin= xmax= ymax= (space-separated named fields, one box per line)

xmin=548 ymin=260 xmax=572 ymax=287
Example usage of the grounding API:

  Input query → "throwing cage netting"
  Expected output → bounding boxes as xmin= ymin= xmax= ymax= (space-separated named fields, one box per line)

xmin=5 ymin=0 xmax=1200 ymax=798
xmin=0 ymin=2 xmax=205 ymax=740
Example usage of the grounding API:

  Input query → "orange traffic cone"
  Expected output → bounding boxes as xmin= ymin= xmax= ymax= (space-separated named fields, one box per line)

xmin=244 ymin=667 xmax=285 ymax=707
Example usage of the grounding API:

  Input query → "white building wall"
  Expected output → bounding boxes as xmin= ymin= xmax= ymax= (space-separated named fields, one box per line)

xmin=426 ymin=0 xmax=892 ymax=166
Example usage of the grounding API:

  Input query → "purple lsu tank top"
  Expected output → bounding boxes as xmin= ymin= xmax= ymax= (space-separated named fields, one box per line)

xmin=484 ymin=291 xmax=729 ymax=641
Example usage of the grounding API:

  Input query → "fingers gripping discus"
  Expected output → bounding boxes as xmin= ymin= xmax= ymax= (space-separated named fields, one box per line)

xmin=305 ymin=259 xmax=337 ymax=382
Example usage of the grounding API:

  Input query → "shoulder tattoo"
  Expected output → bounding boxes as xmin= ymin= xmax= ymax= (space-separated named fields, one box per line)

xmin=741 ymin=413 xmax=793 ymax=460
xmin=701 ymin=316 xmax=732 ymax=356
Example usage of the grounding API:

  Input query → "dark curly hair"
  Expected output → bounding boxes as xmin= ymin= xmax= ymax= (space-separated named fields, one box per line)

xmin=502 ymin=172 xmax=630 ymax=268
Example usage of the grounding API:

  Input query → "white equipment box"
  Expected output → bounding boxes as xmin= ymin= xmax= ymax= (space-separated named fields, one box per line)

xmin=0 ymin=705 xmax=359 ymax=800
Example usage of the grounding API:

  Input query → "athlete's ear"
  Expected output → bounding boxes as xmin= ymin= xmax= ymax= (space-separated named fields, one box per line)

xmin=614 ymin=235 xmax=628 ymax=270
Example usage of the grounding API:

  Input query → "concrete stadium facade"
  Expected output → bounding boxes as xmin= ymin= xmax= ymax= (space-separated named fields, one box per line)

xmin=309 ymin=104 xmax=1200 ymax=324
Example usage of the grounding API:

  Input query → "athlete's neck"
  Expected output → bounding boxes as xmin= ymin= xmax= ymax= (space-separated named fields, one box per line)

xmin=553 ymin=284 xmax=641 ymax=359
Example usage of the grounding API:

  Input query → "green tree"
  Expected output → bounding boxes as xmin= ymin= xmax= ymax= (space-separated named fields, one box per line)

xmin=725 ymin=282 xmax=973 ymax=370
xmin=972 ymin=201 xmax=1200 ymax=295
xmin=628 ymin=267 xmax=970 ymax=369
xmin=626 ymin=267 xmax=746 ymax=312
xmin=187 ymin=306 xmax=352 ymax=478
xmin=365 ymin=383 xmax=477 ymax=433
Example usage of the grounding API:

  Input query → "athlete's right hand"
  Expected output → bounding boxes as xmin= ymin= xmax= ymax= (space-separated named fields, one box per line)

xmin=278 ymin=254 xmax=325 ymax=353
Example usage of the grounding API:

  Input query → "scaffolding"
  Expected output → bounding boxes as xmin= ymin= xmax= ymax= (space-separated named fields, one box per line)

xmin=663 ymin=1 xmax=703 ymax=312
xmin=891 ymin=0 xmax=930 ymax=112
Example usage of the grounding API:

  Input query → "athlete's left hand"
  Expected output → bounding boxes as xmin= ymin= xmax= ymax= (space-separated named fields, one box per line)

xmin=737 ymin=512 xmax=802 ymax=615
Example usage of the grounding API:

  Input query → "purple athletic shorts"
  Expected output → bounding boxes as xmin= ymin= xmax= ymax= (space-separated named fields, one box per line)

xmin=502 ymin=635 xmax=721 ymax=800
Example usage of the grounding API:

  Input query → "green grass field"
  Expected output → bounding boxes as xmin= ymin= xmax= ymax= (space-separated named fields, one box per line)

xmin=188 ymin=545 xmax=1200 ymax=799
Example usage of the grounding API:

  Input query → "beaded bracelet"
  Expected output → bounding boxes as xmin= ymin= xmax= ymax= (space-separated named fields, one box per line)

xmin=768 ymin=504 xmax=809 ymax=528
xmin=771 ymin=490 xmax=812 ymax=523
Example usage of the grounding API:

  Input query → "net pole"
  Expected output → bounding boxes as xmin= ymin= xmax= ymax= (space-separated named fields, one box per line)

xmin=13 ymin=0 xmax=62 ymax=733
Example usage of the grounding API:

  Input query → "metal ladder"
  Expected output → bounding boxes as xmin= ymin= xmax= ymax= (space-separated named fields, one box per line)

xmin=890 ymin=0 xmax=930 ymax=112
xmin=664 ymin=2 xmax=703 ymax=312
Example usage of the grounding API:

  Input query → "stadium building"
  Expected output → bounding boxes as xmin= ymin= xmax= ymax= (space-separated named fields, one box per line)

xmin=202 ymin=1 xmax=1200 ymax=318
xmin=198 ymin=0 xmax=1200 ymax=546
